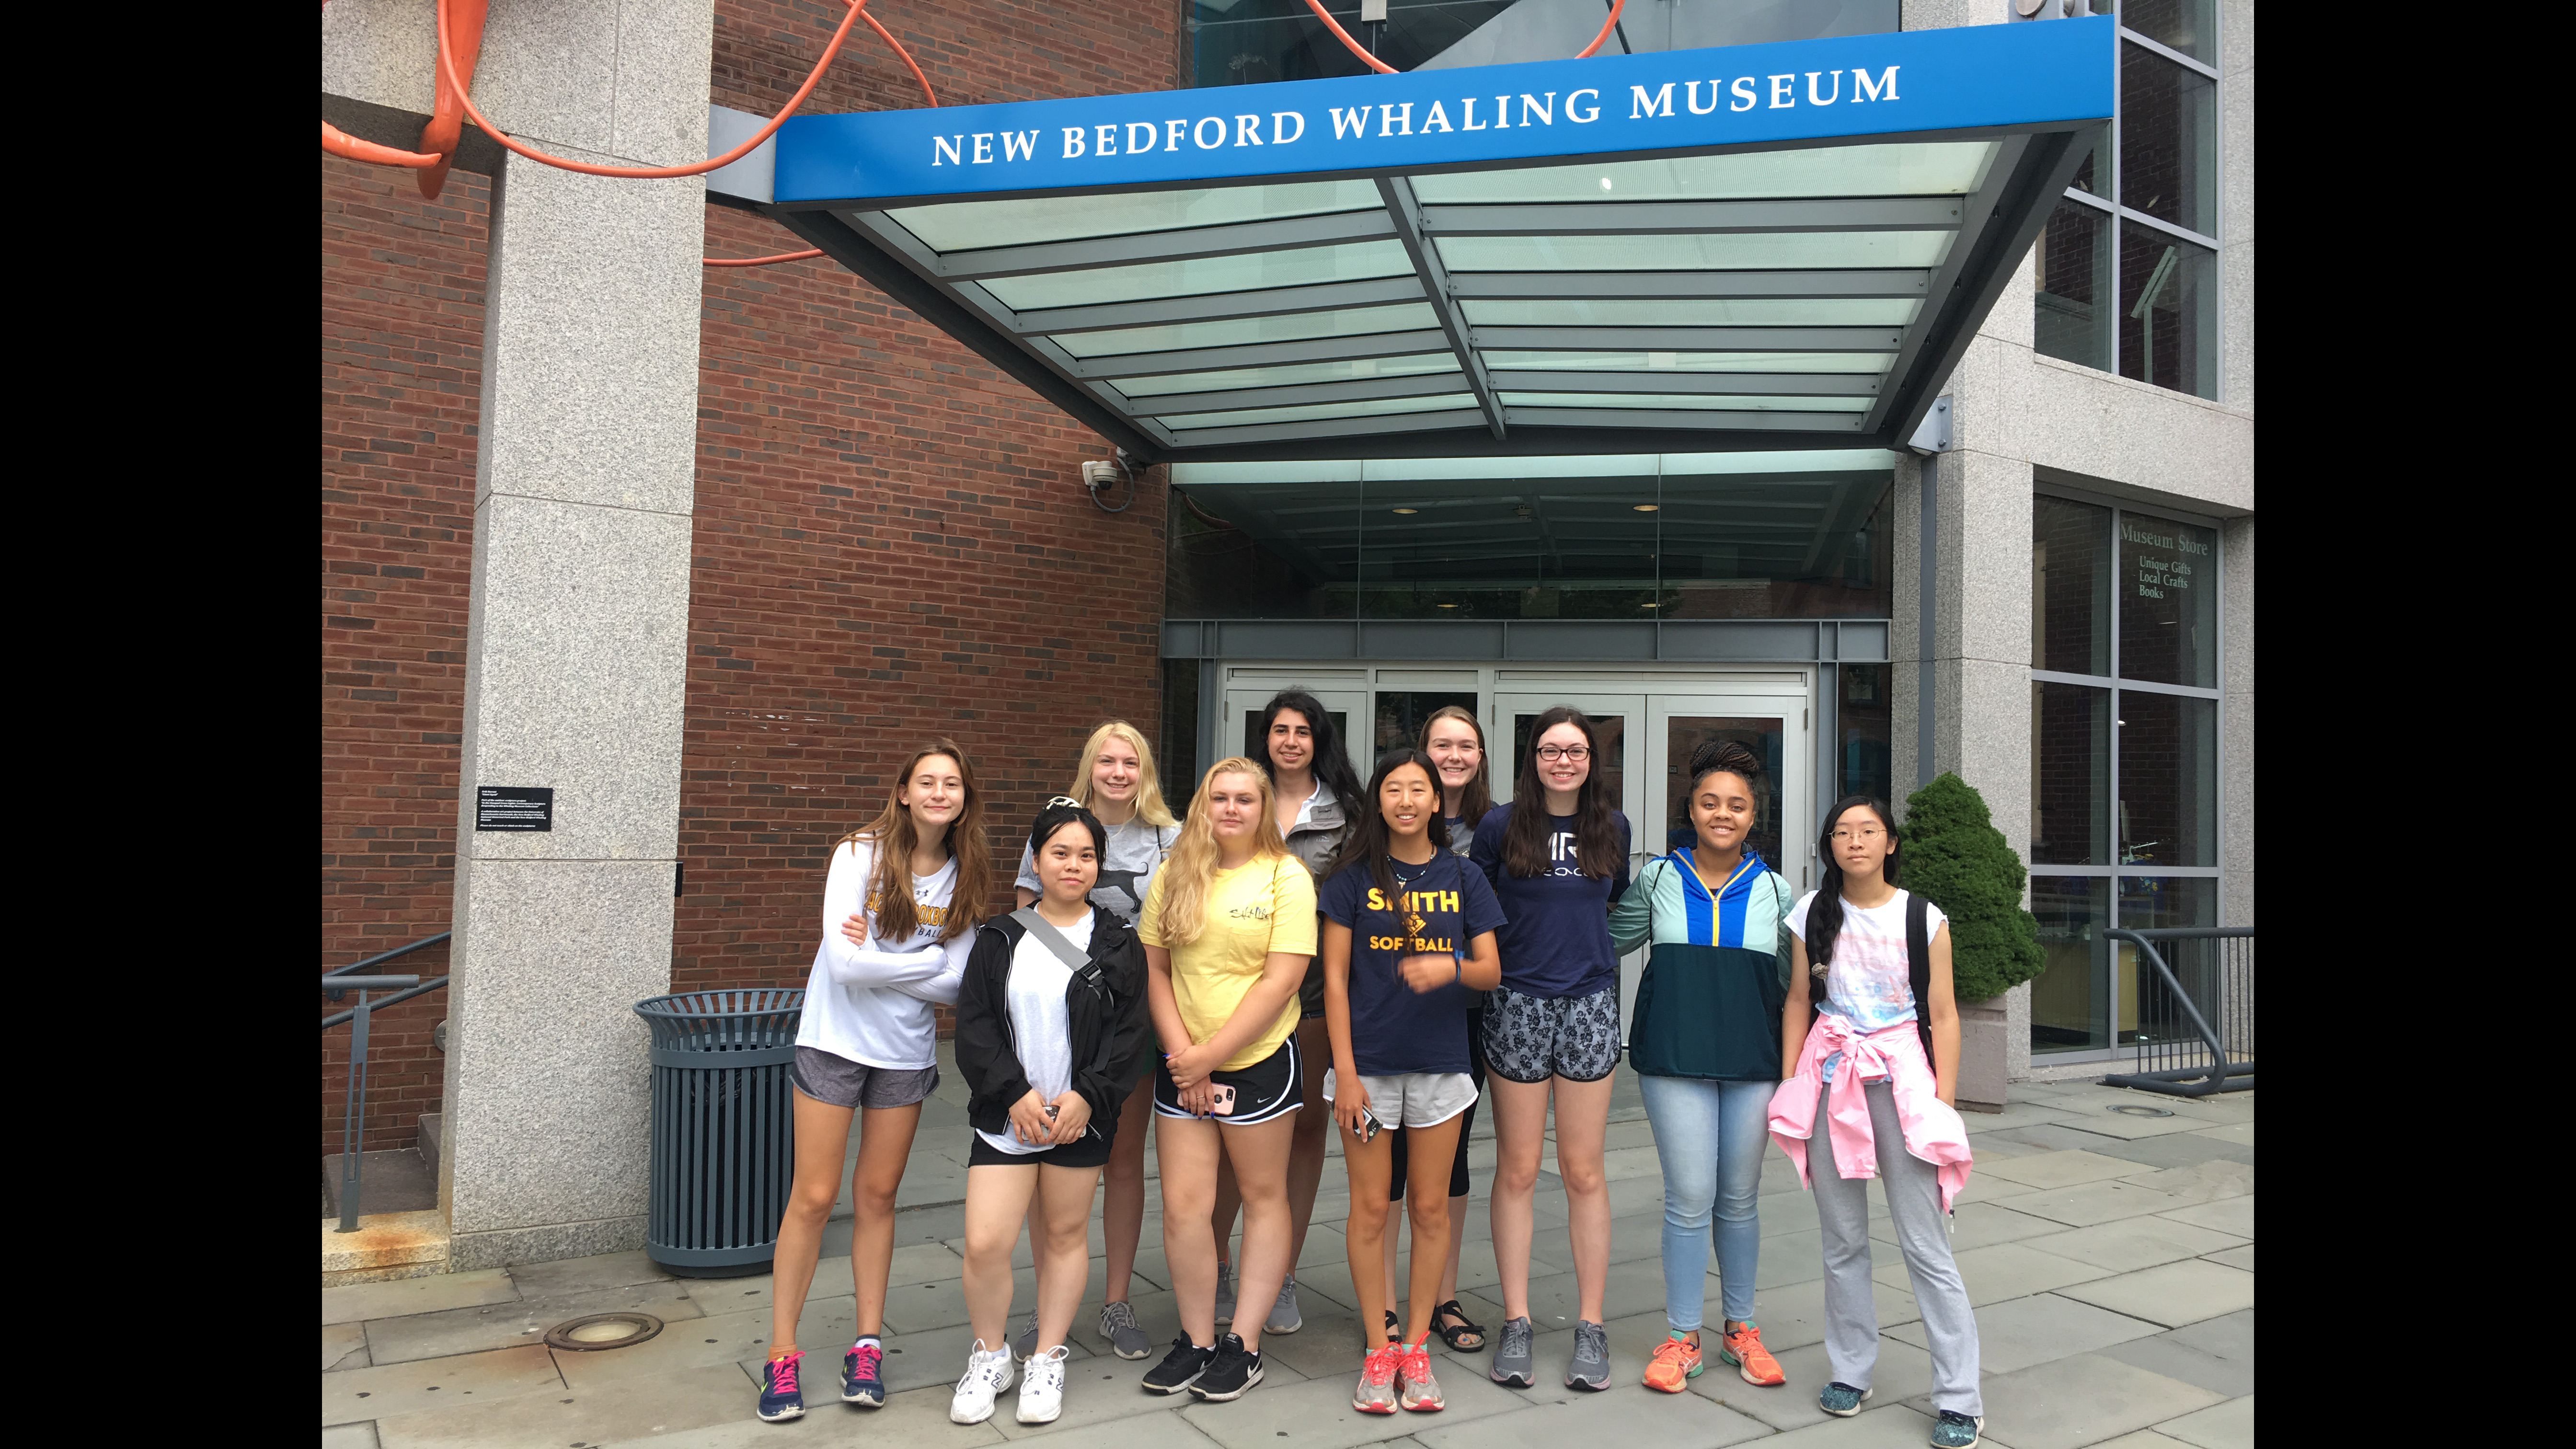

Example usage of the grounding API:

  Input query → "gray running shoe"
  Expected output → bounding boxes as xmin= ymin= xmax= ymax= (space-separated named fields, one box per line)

xmin=1489 ymin=1316 xmax=1535 ymax=1387
xmin=1566 ymin=1320 xmax=1611 ymax=1391
xmin=1011 ymin=1311 xmax=1039 ymax=1362
xmin=1265 ymin=1275 xmax=1303 ymax=1334
xmin=1213 ymin=1260 xmax=1237 ymax=1326
xmin=1098 ymin=1300 xmax=1152 ymax=1360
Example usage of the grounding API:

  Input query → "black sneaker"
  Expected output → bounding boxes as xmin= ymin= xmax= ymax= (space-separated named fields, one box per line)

xmin=1188 ymin=1333 xmax=1264 ymax=1403
xmin=1141 ymin=1336 xmax=1217 ymax=1396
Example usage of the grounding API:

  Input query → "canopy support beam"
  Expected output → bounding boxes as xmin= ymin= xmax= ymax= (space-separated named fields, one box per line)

xmin=1377 ymin=176 xmax=1506 ymax=442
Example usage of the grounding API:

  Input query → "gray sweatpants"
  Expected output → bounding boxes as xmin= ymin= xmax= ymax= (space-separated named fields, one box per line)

xmin=1806 ymin=1078 xmax=1982 ymax=1416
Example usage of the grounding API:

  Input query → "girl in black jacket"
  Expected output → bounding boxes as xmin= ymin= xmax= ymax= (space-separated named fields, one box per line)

xmin=947 ymin=802 xmax=1149 ymax=1426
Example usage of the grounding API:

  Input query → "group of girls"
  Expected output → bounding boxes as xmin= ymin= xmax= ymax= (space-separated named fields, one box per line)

xmin=750 ymin=696 xmax=1988 ymax=1449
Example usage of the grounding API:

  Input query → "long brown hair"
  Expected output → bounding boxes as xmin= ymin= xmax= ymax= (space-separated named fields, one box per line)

xmin=1154 ymin=757 xmax=1286 ymax=950
xmin=1501 ymin=706 xmax=1624 ymax=879
xmin=838 ymin=739 xmax=991 ymax=945
xmin=1418 ymin=704 xmax=1493 ymax=828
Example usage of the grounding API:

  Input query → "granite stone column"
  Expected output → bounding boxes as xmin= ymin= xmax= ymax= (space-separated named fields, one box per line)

xmin=330 ymin=0 xmax=718 ymax=1269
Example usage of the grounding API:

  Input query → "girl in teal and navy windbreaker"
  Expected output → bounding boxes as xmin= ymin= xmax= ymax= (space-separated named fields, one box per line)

xmin=1607 ymin=738 xmax=1795 ymax=1395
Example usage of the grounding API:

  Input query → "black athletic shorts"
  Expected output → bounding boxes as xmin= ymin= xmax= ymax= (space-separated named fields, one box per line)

xmin=1152 ymin=1034 xmax=1303 ymax=1126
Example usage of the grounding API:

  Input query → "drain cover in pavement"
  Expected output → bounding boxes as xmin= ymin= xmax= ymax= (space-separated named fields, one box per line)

xmin=2108 ymin=1104 xmax=2175 ymax=1117
xmin=544 ymin=1313 xmax=664 ymax=1351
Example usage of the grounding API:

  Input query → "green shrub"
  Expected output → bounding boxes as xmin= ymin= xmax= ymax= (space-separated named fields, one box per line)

xmin=1899 ymin=772 xmax=2045 ymax=1005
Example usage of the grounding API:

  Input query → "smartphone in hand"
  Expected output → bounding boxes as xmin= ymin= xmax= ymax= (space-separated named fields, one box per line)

xmin=1359 ymin=1105 xmax=1383 ymax=1143
xmin=1209 ymin=1084 xmax=1237 ymax=1117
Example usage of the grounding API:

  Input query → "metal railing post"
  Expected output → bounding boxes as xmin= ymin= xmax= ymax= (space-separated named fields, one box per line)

xmin=2100 ymin=929 xmax=2252 ymax=1097
xmin=325 ymin=974 xmax=420 ymax=1233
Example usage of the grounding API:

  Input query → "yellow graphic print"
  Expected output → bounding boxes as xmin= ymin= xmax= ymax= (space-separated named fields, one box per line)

xmin=863 ymin=890 xmax=953 ymax=933
xmin=1364 ymin=886 xmax=1460 ymax=955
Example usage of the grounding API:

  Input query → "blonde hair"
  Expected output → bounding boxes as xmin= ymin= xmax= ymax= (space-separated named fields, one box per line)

xmin=835 ymin=740 xmax=992 ymax=945
xmin=1067 ymin=720 xmax=1178 ymax=828
xmin=1153 ymin=758 xmax=1286 ymax=949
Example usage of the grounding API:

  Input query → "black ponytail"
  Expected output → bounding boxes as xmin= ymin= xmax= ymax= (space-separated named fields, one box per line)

xmin=1806 ymin=795 xmax=1900 ymax=972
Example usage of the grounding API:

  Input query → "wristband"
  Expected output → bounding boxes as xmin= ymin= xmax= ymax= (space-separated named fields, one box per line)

xmin=1451 ymin=958 xmax=1462 ymax=986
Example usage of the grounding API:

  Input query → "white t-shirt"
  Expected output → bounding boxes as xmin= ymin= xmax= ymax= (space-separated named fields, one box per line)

xmin=795 ymin=838 xmax=972 ymax=1070
xmin=1013 ymin=815 xmax=1173 ymax=925
xmin=1786 ymin=888 xmax=1949 ymax=1078
xmin=976 ymin=912 xmax=1096 ymax=1156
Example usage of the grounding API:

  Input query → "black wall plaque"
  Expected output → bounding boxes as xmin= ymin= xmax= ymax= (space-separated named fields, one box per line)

xmin=475 ymin=786 xmax=554 ymax=832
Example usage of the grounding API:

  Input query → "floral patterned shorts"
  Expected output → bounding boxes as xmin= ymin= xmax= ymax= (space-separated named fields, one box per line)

xmin=1482 ymin=983 xmax=1621 ymax=1084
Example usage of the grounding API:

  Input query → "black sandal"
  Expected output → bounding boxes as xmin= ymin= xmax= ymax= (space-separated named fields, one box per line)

xmin=1383 ymin=1310 xmax=1400 ymax=1343
xmin=1431 ymin=1300 xmax=1486 ymax=1353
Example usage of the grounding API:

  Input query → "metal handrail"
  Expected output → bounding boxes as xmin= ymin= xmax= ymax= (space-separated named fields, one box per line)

xmin=323 ymin=972 xmax=424 ymax=1232
xmin=2102 ymin=927 xmax=2254 ymax=1097
xmin=324 ymin=931 xmax=451 ymax=1002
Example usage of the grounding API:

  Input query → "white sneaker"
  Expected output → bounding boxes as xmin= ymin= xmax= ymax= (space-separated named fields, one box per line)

xmin=1016 ymin=1345 xmax=1069 ymax=1424
xmin=948 ymin=1340 xmax=1017 ymax=1425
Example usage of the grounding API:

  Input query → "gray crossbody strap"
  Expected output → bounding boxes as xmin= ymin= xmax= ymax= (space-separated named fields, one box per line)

xmin=1010 ymin=908 xmax=1091 ymax=971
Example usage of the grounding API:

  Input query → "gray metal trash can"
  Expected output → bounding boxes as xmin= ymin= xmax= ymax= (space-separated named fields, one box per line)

xmin=632 ymin=989 xmax=805 ymax=1277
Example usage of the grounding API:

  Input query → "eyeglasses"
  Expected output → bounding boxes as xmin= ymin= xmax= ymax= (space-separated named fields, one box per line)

xmin=1045 ymin=796 xmax=1081 ymax=809
xmin=1533 ymin=745 xmax=1591 ymax=763
xmin=1829 ymin=826 xmax=1887 ymax=842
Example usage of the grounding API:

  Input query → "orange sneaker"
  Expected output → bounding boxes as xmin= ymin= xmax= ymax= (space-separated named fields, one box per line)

xmin=1719 ymin=1322 xmax=1785 ymax=1386
xmin=1643 ymin=1333 xmax=1703 ymax=1392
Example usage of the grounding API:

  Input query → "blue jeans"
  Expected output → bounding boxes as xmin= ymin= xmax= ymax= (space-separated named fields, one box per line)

xmin=1636 ymin=1073 xmax=1772 ymax=1331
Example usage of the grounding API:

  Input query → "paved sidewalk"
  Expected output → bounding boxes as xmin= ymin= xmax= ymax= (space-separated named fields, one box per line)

xmin=322 ymin=1050 xmax=2253 ymax=1449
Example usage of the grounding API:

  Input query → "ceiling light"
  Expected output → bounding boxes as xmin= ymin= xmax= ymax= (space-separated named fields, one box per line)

xmin=1599 ymin=176 xmax=1613 ymax=191
xmin=1392 ymin=506 xmax=1419 ymax=514
xmin=1435 ymin=602 xmax=1460 ymax=609
xmin=1632 ymin=504 xmax=1659 ymax=512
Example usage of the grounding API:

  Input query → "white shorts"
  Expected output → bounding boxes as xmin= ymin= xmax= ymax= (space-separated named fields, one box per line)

xmin=1322 ymin=1068 xmax=1477 ymax=1129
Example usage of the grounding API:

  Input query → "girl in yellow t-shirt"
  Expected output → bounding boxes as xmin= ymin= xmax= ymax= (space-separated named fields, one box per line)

xmin=1134 ymin=758 xmax=1316 ymax=1404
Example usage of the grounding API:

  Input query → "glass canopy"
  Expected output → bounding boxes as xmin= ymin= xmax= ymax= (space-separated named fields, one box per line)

xmin=756 ymin=23 xmax=2112 ymax=461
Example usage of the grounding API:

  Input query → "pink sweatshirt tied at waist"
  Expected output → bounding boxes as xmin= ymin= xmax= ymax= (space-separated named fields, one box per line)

xmin=1766 ymin=1013 xmax=1974 ymax=1212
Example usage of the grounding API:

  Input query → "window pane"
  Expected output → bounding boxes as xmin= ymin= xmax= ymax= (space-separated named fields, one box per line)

xmin=1361 ymin=471 xmax=1662 ymax=620
xmin=1839 ymin=665 xmax=1893 ymax=806
xmin=1657 ymin=472 xmax=1892 ymax=620
xmin=2120 ymin=42 xmax=2217 ymax=235
xmin=980 ymin=240 xmax=1414 ymax=310
xmin=1161 ymin=658 xmax=1201 ymax=801
xmin=1116 ymin=354 xmax=1458 ymax=397
xmin=2033 ymin=198 xmax=2112 ymax=374
xmin=1435 ymin=231 xmax=1956 ymax=273
xmin=1052 ymin=303 xmax=1438 ymax=359
xmin=1190 ymin=1 xmax=1516 ymax=87
xmin=886 ymin=180 xmax=1383 ymax=252
xmin=2116 ymin=227 xmax=2217 ymax=399
xmin=1665 ymin=716 xmax=1787 ymax=867
xmin=2116 ymin=514 xmax=2218 ymax=686
xmin=2066 ymin=131 xmax=2103 ymax=200
xmin=1164 ymin=392 xmax=1478 ymax=431
xmin=2031 ymin=875 xmax=2111 ymax=1053
xmin=2032 ymin=681 xmax=2111 ymax=865
xmin=1373 ymin=691 xmax=1478 ymax=762
xmin=1165 ymin=477 xmax=1362 ymax=619
xmin=2116 ymin=877 xmax=2228 ymax=1060
xmin=1413 ymin=142 xmax=1994 ymax=203
xmin=1500 ymin=392 xmax=1871 ymax=413
xmin=2033 ymin=494 xmax=2110 ymax=675
xmin=1481 ymin=351 xmax=1893 ymax=374
xmin=2117 ymin=691 xmax=2216 ymax=868
xmin=2121 ymin=0 xmax=2216 ymax=64
xmin=1461 ymin=298 xmax=1922 ymax=329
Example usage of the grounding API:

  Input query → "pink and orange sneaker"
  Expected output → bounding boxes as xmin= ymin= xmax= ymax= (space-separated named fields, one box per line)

xmin=1353 ymin=1343 xmax=1401 ymax=1414
xmin=1720 ymin=1322 xmax=1786 ymax=1386
xmin=1644 ymin=1332 xmax=1704 ymax=1392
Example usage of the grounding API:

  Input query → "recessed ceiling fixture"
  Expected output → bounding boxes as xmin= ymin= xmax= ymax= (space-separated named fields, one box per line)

xmin=1392 ymin=506 xmax=1419 ymax=514
xmin=1632 ymin=504 xmax=1659 ymax=512
xmin=1435 ymin=602 xmax=1460 ymax=609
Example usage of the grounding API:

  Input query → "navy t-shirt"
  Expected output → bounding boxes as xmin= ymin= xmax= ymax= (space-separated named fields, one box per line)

xmin=1470 ymin=805 xmax=1632 ymax=1000
xmin=1318 ymin=851 xmax=1507 ymax=1076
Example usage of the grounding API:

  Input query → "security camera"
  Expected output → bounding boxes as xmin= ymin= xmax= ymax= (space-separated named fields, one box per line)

xmin=1080 ymin=460 xmax=1120 ymax=489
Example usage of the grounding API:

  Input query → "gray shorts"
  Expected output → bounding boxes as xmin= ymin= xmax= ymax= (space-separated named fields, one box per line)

xmin=792 ymin=1047 xmax=940 ymax=1110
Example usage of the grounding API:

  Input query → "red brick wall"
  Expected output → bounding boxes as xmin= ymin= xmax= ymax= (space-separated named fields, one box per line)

xmin=321 ymin=157 xmax=486 ymax=1155
xmin=322 ymin=3 xmax=1178 ymax=1156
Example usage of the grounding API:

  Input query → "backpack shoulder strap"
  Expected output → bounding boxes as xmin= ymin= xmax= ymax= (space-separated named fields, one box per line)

xmin=1011 ymin=907 xmax=1093 ymax=974
xmin=1905 ymin=892 xmax=1935 ymax=1059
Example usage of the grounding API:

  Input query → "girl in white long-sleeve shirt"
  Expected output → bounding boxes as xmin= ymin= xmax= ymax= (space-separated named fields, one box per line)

xmin=758 ymin=740 xmax=994 ymax=1425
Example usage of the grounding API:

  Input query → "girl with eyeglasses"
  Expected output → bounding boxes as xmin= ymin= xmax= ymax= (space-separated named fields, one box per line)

xmin=1771 ymin=795 xmax=1984 ymax=1449
xmin=1318 ymin=747 xmax=1505 ymax=1414
xmin=1610 ymin=738 xmax=1794 ymax=1395
xmin=947 ymin=801 xmax=1150 ymax=1426
xmin=1134 ymin=758 xmax=1318 ymax=1405
xmin=1470 ymin=705 xmax=1631 ymax=1393
xmin=1001 ymin=721 xmax=1178 ymax=1364
xmin=759 ymin=741 xmax=991 ymax=1425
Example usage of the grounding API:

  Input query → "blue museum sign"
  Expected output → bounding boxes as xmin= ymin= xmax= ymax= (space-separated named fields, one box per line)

xmin=772 ymin=17 xmax=2115 ymax=206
